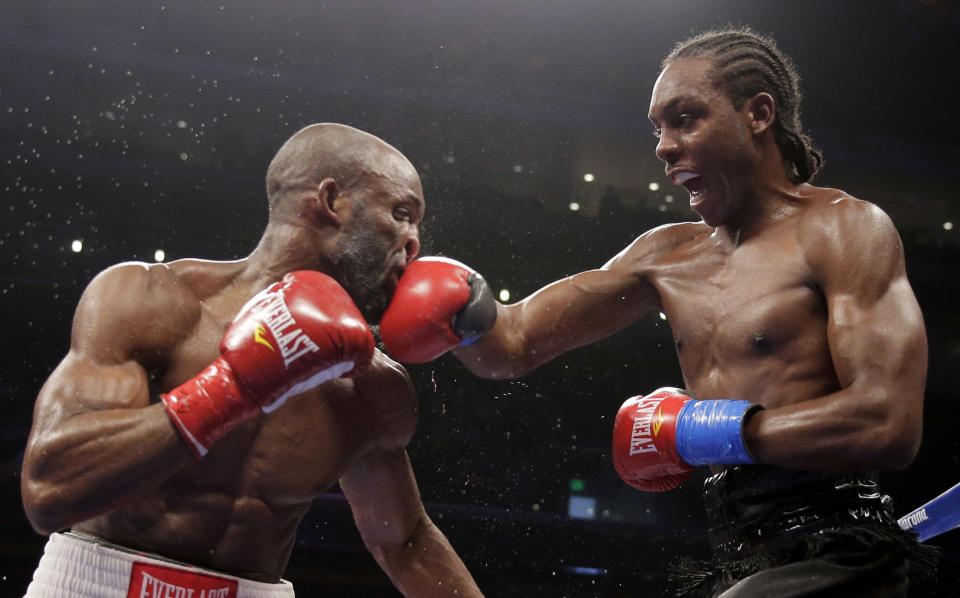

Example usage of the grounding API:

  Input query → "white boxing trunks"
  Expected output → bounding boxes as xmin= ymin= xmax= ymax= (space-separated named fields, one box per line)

xmin=24 ymin=532 xmax=296 ymax=598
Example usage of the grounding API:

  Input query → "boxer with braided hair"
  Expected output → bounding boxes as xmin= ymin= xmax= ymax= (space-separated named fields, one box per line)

xmin=381 ymin=27 xmax=937 ymax=596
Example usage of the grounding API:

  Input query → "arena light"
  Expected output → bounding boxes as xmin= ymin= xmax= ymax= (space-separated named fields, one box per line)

xmin=71 ymin=239 xmax=83 ymax=253
xmin=498 ymin=289 xmax=510 ymax=302
xmin=944 ymin=222 xmax=954 ymax=231
xmin=583 ymin=173 xmax=595 ymax=183
xmin=154 ymin=249 xmax=166 ymax=262
xmin=568 ymin=202 xmax=580 ymax=212
xmin=566 ymin=566 xmax=609 ymax=576
xmin=648 ymin=182 xmax=660 ymax=191
xmin=567 ymin=495 xmax=596 ymax=520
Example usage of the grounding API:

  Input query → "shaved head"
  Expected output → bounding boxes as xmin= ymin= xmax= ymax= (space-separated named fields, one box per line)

xmin=260 ymin=123 xmax=423 ymax=320
xmin=265 ymin=123 xmax=411 ymax=216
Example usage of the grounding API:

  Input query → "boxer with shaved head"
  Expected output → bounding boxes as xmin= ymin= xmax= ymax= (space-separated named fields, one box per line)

xmin=22 ymin=123 xmax=482 ymax=598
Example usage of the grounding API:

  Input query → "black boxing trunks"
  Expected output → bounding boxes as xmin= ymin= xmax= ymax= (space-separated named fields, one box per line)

xmin=671 ymin=465 xmax=938 ymax=598
xmin=24 ymin=532 xmax=296 ymax=598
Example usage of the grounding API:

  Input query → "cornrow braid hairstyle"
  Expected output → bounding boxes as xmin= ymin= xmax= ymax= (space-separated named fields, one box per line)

xmin=663 ymin=26 xmax=824 ymax=183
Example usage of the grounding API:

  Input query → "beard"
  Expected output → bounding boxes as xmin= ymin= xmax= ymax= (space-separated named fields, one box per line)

xmin=330 ymin=210 xmax=393 ymax=323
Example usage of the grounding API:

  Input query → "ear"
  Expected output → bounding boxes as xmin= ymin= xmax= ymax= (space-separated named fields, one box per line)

xmin=312 ymin=177 xmax=343 ymax=227
xmin=745 ymin=92 xmax=776 ymax=135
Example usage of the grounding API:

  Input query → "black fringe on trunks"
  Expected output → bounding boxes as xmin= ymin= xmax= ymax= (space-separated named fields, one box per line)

xmin=669 ymin=523 xmax=939 ymax=596
xmin=667 ymin=465 xmax=939 ymax=597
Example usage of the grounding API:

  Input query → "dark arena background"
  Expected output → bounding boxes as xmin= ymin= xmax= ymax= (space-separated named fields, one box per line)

xmin=2 ymin=1 xmax=960 ymax=596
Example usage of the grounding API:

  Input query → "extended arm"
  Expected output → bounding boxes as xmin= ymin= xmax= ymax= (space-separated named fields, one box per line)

xmin=454 ymin=263 xmax=659 ymax=378
xmin=380 ymin=233 xmax=667 ymax=379
xmin=745 ymin=199 xmax=927 ymax=471
xmin=340 ymin=447 xmax=483 ymax=598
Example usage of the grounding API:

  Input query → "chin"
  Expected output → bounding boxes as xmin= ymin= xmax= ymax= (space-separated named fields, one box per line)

xmin=699 ymin=215 xmax=723 ymax=228
xmin=360 ymin=292 xmax=391 ymax=324
xmin=693 ymin=203 xmax=726 ymax=228
xmin=693 ymin=209 xmax=716 ymax=227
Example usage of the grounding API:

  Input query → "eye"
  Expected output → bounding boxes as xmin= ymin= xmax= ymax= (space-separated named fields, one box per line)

xmin=674 ymin=113 xmax=695 ymax=129
xmin=393 ymin=206 xmax=412 ymax=222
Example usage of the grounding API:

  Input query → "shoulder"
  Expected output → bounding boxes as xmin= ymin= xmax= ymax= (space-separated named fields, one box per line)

xmin=351 ymin=350 xmax=418 ymax=447
xmin=73 ymin=261 xmax=203 ymax=358
xmin=604 ymin=220 xmax=711 ymax=271
xmin=84 ymin=260 xmax=180 ymax=294
xmin=362 ymin=350 xmax=416 ymax=393
xmin=798 ymin=188 xmax=896 ymax=235
xmin=796 ymin=188 xmax=905 ymax=288
xmin=81 ymin=260 xmax=202 ymax=315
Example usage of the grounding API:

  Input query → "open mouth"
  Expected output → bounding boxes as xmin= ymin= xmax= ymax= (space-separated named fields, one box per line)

xmin=684 ymin=178 xmax=705 ymax=202
xmin=672 ymin=171 xmax=705 ymax=203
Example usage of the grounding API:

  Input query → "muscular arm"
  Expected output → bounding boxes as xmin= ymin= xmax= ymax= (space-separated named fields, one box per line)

xmin=340 ymin=447 xmax=482 ymax=598
xmin=746 ymin=199 xmax=927 ymax=471
xmin=21 ymin=264 xmax=193 ymax=533
xmin=453 ymin=231 xmax=666 ymax=379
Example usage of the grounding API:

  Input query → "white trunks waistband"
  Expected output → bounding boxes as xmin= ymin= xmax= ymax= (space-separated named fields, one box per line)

xmin=24 ymin=532 xmax=295 ymax=598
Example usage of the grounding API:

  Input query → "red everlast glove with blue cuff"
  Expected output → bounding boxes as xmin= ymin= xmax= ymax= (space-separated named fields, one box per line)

xmin=161 ymin=271 xmax=375 ymax=458
xmin=379 ymin=256 xmax=497 ymax=363
xmin=612 ymin=387 xmax=763 ymax=491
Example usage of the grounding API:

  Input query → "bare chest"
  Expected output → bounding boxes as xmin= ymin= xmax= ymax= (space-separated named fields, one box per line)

xmin=651 ymin=234 xmax=832 ymax=400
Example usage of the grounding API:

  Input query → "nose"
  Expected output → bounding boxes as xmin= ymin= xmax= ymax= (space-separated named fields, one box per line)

xmin=655 ymin=131 xmax=681 ymax=165
xmin=404 ymin=228 xmax=420 ymax=263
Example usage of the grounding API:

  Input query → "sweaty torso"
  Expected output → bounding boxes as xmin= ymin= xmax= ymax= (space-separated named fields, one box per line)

xmin=636 ymin=195 xmax=843 ymax=410
xmin=71 ymin=260 xmax=417 ymax=582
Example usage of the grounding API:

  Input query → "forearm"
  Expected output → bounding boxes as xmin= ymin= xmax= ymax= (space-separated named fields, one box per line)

xmin=744 ymin=386 xmax=923 ymax=472
xmin=455 ymin=271 xmax=654 ymax=378
xmin=22 ymin=403 xmax=189 ymax=533
xmin=369 ymin=515 xmax=483 ymax=598
xmin=453 ymin=304 xmax=537 ymax=379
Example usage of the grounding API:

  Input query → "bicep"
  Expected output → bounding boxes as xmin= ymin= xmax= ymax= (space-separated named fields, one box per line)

xmin=826 ymin=273 xmax=926 ymax=397
xmin=27 ymin=344 xmax=155 ymax=475
xmin=745 ymin=206 xmax=926 ymax=471
xmin=339 ymin=447 xmax=425 ymax=548
xmin=29 ymin=264 xmax=187 ymax=435
xmin=32 ymin=354 xmax=150 ymax=426
xmin=518 ymin=266 xmax=658 ymax=347
xmin=813 ymin=202 xmax=927 ymax=402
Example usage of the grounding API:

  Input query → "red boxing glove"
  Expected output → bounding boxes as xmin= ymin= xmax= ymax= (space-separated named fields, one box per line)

xmin=380 ymin=256 xmax=497 ymax=363
xmin=612 ymin=388 xmax=694 ymax=492
xmin=162 ymin=271 xmax=375 ymax=457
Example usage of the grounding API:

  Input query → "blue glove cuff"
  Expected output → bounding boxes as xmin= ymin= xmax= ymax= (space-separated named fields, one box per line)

xmin=675 ymin=400 xmax=761 ymax=466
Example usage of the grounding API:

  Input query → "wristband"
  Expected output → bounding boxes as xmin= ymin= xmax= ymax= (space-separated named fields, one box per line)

xmin=675 ymin=400 xmax=762 ymax=465
xmin=453 ymin=272 xmax=497 ymax=346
